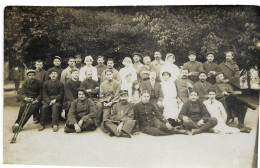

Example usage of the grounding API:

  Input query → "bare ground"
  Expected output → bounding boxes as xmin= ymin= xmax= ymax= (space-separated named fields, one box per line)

xmin=3 ymin=91 xmax=259 ymax=168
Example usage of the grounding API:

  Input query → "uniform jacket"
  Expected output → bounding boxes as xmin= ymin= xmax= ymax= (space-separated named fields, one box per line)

xmin=213 ymin=82 xmax=234 ymax=99
xmin=109 ymin=101 xmax=135 ymax=123
xmin=182 ymin=61 xmax=204 ymax=77
xmin=20 ymin=79 xmax=43 ymax=102
xmin=67 ymin=98 xmax=97 ymax=124
xmin=95 ymin=64 xmax=107 ymax=77
xmin=35 ymin=69 xmax=48 ymax=82
xmin=219 ymin=61 xmax=240 ymax=88
xmin=178 ymin=100 xmax=211 ymax=122
xmin=60 ymin=66 xmax=79 ymax=84
xmin=42 ymin=80 xmax=64 ymax=105
xmin=175 ymin=77 xmax=193 ymax=102
xmin=101 ymin=68 xmax=121 ymax=83
xmin=140 ymin=80 xmax=164 ymax=102
xmin=80 ymin=79 xmax=99 ymax=99
xmin=63 ymin=79 xmax=81 ymax=109
xmin=99 ymin=79 xmax=121 ymax=104
xmin=193 ymin=81 xmax=214 ymax=101
xmin=134 ymin=101 xmax=167 ymax=128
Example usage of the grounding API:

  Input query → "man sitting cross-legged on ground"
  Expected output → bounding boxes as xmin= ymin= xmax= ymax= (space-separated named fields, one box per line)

xmin=12 ymin=70 xmax=43 ymax=133
xmin=178 ymin=91 xmax=218 ymax=135
xmin=103 ymin=90 xmax=136 ymax=138
xmin=134 ymin=90 xmax=188 ymax=136
xmin=80 ymin=69 xmax=102 ymax=125
xmin=63 ymin=68 xmax=81 ymax=119
xmin=213 ymin=72 xmax=256 ymax=131
xmin=203 ymin=90 xmax=248 ymax=134
xmin=38 ymin=69 xmax=64 ymax=132
xmin=64 ymin=89 xmax=97 ymax=133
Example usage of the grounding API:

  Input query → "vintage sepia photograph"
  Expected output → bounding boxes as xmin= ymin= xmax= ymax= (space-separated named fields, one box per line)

xmin=3 ymin=4 xmax=260 ymax=168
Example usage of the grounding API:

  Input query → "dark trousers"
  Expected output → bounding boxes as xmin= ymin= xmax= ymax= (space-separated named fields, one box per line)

xmin=13 ymin=79 xmax=20 ymax=91
xmin=220 ymin=94 xmax=248 ymax=124
xmin=40 ymin=103 xmax=62 ymax=126
xmin=65 ymin=118 xmax=96 ymax=133
xmin=93 ymin=100 xmax=103 ymax=122
xmin=15 ymin=102 xmax=40 ymax=127
xmin=183 ymin=117 xmax=218 ymax=133
xmin=104 ymin=120 xmax=136 ymax=136
xmin=140 ymin=118 xmax=177 ymax=136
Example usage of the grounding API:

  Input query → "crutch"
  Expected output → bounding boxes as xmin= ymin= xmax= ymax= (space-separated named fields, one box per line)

xmin=10 ymin=102 xmax=31 ymax=144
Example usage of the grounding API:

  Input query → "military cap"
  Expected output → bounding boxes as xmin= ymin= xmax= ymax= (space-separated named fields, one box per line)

xmin=206 ymin=51 xmax=215 ymax=56
xmin=188 ymin=51 xmax=196 ymax=56
xmin=215 ymin=72 xmax=223 ymax=78
xmin=53 ymin=56 xmax=62 ymax=61
xmin=120 ymin=90 xmax=129 ymax=96
xmin=132 ymin=52 xmax=143 ymax=58
xmin=49 ymin=68 xmax=59 ymax=74
xmin=198 ymin=71 xmax=207 ymax=76
xmin=26 ymin=69 xmax=36 ymax=75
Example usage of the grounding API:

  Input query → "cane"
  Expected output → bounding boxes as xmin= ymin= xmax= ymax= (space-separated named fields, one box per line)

xmin=10 ymin=102 xmax=31 ymax=144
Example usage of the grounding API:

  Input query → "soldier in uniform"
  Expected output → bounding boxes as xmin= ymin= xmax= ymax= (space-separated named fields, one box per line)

xmin=103 ymin=90 xmax=136 ymax=138
xmin=64 ymin=89 xmax=97 ymax=133
xmin=219 ymin=51 xmax=240 ymax=90
xmin=182 ymin=51 xmax=204 ymax=82
xmin=192 ymin=71 xmax=214 ymax=101
xmin=213 ymin=72 xmax=256 ymax=131
xmin=12 ymin=70 xmax=42 ymax=133
xmin=35 ymin=59 xmax=48 ymax=83
xmin=47 ymin=56 xmax=63 ymax=80
xmin=175 ymin=69 xmax=194 ymax=103
xmin=137 ymin=56 xmax=157 ymax=82
xmin=100 ymin=58 xmax=121 ymax=83
xmin=134 ymin=90 xmax=188 ymax=136
xmin=63 ymin=68 xmax=81 ymax=119
xmin=178 ymin=91 xmax=218 ymax=135
xmin=80 ymin=69 xmax=102 ymax=125
xmin=38 ymin=69 xmax=64 ymax=132
xmin=100 ymin=69 xmax=121 ymax=131
xmin=132 ymin=52 xmax=143 ymax=72
xmin=140 ymin=71 xmax=164 ymax=112
xmin=34 ymin=59 xmax=48 ymax=124
xmin=75 ymin=54 xmax=85 ymax=69
xmin=202 ymin=51 xmax=220 ymax=84
xmin=95 ymin=55 xmax=107 ymax=83
xmin=60 ymin=57 xmax=77 ymax=84
xmin=150 ymin=51 xmax=164 ymax=80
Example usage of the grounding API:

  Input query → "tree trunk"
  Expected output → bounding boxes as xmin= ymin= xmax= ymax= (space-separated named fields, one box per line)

xmin=247 ymin=70 xmax=251 ymax=89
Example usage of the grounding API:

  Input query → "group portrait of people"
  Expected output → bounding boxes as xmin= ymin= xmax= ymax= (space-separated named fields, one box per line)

xmin=11 ymin=50 xmax=257 ymax=138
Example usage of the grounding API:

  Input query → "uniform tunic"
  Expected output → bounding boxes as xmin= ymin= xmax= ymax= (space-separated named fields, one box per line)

xmin=203 ymin=61 xmax=220 ymax=84
xmin=193 ymin=81 xmax=214 ymax=101
xmin=99 ymin=79 xmax=121 ymax=104
xmin=137 ymin=64 xmax=157 ymax=81
xmin=150 ymin=59 xmax=165 ymax=79
xmin=182 ymin=61 xmax=204 ymax=82
xmin=219 ymin=61 xmax=240 ymax=89
xmin=140 ymin=80 xmax=164 ymax=103
xmin=178 ymin=100 xmax=210 ymax=123
xmin=60 ymin=66 xmax=78 ymax=84
xmin=35 ymin=69 xmax=48 ymax=82
xmin=80 ymin=79 xmax=99 ymax=99
xmin=63 ymin=79 xmax=81 ymax=110
xmin=95 ymin=64 xmax=107 ymax=78
xmin=101 ymin=68 xmax=121 ymax=83
xmin=47 ymin=66 xmax=63 ymax=80
xmin=67 ymin=98 xmax=97 ymax=124
xmin=15 ymin=79 xmax=43 ymax=127
xmin=175 ymin=77 xmax=193 ymax=103
xmin=42 ymin=80 xmax=64 ymax=105
xmin=103 ymin=101 xmax=136 ymax=136
xmin=133 ymin=62 xmax=144 ymax=72
xmin=213 ymin=82 xmax=233 ymax=99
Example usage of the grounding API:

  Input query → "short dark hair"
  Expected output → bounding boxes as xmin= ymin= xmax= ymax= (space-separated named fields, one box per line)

xmin=68 ymin=57 xmax=75 ymax=62
xmin=35 ymin=59 xmax=43 ymax=63
xmin=190 ymin=91 xmax=198 ymax=95
xmin=105 ymin=69 xmax=113 ymax=75
xmin=107 ymin=58 xmax=114 ymax=62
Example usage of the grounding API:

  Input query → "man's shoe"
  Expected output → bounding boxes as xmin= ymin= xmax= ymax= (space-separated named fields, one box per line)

xmin=240 ymin=128 xmax=250 ymax=133
xmin=12 ymin=123 xmax=19 ymax=133
xmin=119 ymin=132 xmax=131 ymax=138
xmin=38 ymin=124 xmax=45 ymax=131
xmin=53 ymin=125 xmax=58 ymax=132
xmin=237 ymin=123 xmax=252 ymax=131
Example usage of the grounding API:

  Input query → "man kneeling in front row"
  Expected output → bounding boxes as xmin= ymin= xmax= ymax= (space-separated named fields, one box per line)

xmin=134 ymin=90 xmax=188 ymax=136
xmin=178 ymin=91 xmax=218 ymax=135
xmin=102 ymin=90 xmax=136 ymax=138
xmin=64 ymin=89 xmax=97 ymax=133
